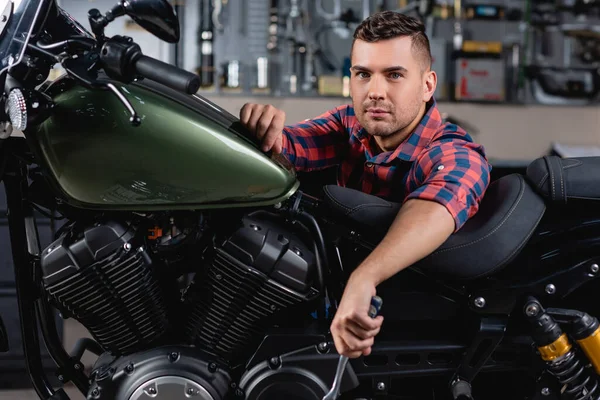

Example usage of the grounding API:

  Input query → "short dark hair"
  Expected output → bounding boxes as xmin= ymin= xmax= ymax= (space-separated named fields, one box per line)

xmin=352 ymin=11 xmax=432 ymax=71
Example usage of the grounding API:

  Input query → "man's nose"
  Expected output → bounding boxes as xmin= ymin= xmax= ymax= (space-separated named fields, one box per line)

xmin=368 ymin=75 xmax=386 ymax=100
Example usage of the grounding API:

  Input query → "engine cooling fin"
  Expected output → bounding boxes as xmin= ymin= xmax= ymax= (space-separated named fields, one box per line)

xmin=41 ymin=222 xmax=171 ymax=356
xmin=184 ymin=211 xmax=320 ymax=366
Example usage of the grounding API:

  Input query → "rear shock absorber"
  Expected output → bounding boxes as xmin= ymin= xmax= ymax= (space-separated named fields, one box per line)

xmin=524 ymin=298 xmax=600 ymax=400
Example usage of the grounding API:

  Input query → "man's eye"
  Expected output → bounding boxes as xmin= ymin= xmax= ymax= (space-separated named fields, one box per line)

xmin=357 ymin=72 xmax=369 ymax=79
xmin=390 ymin=72 xmax=402 ymax=79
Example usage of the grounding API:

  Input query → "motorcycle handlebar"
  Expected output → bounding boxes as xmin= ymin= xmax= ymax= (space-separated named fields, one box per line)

xmin=134 ymin=55 xmax=201 ymax=95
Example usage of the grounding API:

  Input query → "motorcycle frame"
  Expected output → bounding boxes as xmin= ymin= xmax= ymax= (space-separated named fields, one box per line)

xmin=3 ymin=135 xmax=600 ymax=399
xmin=317 ymin=203 xmax=600 ymax=398
xmin=2 ymin=138 xmax=90 ymax=399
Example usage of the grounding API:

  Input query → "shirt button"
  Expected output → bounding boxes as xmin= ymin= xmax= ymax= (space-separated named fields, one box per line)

xmin=437 ymin=164 xmax=445 ymax=171
xmin=365 ymin=162 xmax=374 ymax=168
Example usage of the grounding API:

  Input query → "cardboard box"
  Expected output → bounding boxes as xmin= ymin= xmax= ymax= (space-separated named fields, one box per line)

xmin=454 ymin=58 xmax=506 ymax=101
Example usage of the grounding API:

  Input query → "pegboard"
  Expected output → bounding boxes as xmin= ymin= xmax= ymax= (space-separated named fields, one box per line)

xmin=203 ymin=0 xmax=600 ymax=105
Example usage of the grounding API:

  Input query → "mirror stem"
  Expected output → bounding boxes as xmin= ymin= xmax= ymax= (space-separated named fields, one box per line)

xmin=88 ymin=8 xmax=109 ymax=41
xmin=107 ymin=4 xmax=126 ymax=22
xmin=88 ymin=4 xmax=125 ymax=42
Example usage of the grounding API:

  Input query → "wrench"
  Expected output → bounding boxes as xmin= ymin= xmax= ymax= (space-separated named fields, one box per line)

xmin=322 ymin=296 xmax=383 ymax=400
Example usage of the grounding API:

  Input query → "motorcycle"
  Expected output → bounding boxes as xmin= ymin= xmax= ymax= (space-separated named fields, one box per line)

xmin=1 ymin=0 xmax=600 ymax=399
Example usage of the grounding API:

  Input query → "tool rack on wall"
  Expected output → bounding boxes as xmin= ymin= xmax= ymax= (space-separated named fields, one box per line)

xmin=194 ymin=0 xmax=600 ymax=106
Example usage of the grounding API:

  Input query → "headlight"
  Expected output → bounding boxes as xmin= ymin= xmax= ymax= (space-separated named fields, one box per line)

xmin=6 ymin=88 xmax=27 ymax=131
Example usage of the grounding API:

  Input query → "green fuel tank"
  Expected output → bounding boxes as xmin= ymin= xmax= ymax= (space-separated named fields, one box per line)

xmin=28 ymin=76 xmax=299 ymax=211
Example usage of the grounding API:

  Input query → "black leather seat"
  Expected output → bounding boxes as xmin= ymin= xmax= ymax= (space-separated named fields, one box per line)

xmin=322 ymin=174 xmax=546 ymax=280
xmin=526 ymin=155 xmax=600 ymax=203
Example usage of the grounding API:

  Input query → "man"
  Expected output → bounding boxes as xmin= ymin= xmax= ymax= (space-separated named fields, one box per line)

xmin=239 ymin=11 xmax=491 ymax=359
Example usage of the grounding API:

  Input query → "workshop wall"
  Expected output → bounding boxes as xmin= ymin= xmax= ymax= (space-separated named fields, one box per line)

xmin=190 ymin=95 xmax=600 ymax=163
xmin=53 ymin=0 xmax=600 ymax=162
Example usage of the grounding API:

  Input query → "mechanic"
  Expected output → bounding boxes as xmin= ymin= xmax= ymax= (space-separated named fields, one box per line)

xmin=239 ymin=11 xmax=491 ymax=359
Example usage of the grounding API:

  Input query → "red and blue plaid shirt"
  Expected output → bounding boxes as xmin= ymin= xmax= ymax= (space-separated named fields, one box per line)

xmin=281 ymin=99 xmax=492 ymax=232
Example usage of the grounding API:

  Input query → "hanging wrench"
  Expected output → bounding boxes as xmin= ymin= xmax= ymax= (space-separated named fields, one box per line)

xmin=322 ymin=296 xmax=383 ymax=400
xmin=211 ymin=0 xmax=223 ymax=32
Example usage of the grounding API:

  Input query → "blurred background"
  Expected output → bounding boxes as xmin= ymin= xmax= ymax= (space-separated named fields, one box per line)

xmin=1 ymin=0 xmax=600 ymax=398
xmin=47 ymin=0 xmax=600 ymax=164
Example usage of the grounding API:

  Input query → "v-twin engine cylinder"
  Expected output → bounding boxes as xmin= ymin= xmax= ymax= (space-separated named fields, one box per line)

xmin=40 ymin=222 xmax=172 ymax=356
xmin=39 ymin=210 xmax=321 ymax=372
xmin=38 ymin=208 xmax=324 ymax=400
xmin=183 ymin=210 xmax=321 ymax=366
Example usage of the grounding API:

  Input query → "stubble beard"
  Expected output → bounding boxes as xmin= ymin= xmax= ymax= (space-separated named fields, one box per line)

xmin=358 ymin=111 xmax=405 ymax=138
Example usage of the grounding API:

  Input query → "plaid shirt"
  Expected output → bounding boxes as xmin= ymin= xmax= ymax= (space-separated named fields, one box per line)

xmin=281 ymin=99 xmax=491 ymax=232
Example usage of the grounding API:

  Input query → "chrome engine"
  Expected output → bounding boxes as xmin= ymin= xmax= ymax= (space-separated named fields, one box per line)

xmin=40 ymin=210 xmax=322 ymax=400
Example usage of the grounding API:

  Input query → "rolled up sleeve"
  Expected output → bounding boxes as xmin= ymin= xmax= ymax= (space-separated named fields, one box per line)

xmin=281 ymin=106 xmax=350 ymax=171
xmin=404 ymin=141 xmax=491 ymax=232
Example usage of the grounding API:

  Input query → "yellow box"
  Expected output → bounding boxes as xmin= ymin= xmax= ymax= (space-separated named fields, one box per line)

xmin=462 ymin=41 xmax=503 ymax=54
xmin=318 ymin=75 xmax=343 ymax=96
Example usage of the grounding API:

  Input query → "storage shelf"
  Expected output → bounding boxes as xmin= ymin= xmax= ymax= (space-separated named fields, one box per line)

xmin=196 ymin=89 xmax=600 ymax=108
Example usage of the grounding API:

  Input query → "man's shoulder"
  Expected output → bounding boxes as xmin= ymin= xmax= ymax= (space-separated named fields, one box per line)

xmin=428 ymin=120 xmax=484 ymax=150
xmin=435 ymin=120 xmax=474 ymax=143
xmin=423 ymin=120 xmax=489 ymax=162
xmin=418 ymin=100 xmax=478 ymax=149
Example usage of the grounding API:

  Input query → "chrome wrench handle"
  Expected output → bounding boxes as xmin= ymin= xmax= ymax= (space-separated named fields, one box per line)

xmin=322 ymin=296 xmax=383 ymax=400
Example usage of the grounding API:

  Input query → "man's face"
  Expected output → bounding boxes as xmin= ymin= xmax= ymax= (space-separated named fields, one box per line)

xmin=350 ymin=36 xmax=436 ymax=138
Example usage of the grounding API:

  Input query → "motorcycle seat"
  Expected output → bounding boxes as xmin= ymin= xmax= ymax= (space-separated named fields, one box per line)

xmin=322 ymin=174 xmax=546 ymax=280
xmin=526 ymin=155 xmax=600 ymax=203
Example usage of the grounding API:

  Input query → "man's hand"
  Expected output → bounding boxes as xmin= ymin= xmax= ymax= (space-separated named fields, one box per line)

xmin=331 ymin=199 xmax=455 ymax=358
xmin=330 ymin=273 xmax=384 ymax=358
xmin=239 ymin=103 xmax=286 ymax=153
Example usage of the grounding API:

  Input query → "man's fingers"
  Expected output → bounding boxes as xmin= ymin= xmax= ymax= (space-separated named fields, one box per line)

xmin=341 ymin=332 xmax=374 ymax=354
xmin=262 ymin=111 xmax=285 ymax=152
xmin=239 ymin=103 xmax=253 ymax=125
xmin=346 ymin=320 xmax=381 ymax=340
xmin=335 ymin=335 xmax=364 ymax=359
xmin=245 ymin=106 xmax=264 ymax=134
xmin=352 ymin=313 xmax=384 ymax=331
xmin=332 ymin=319 xmax=376 ymax=357
xmin=238 ymin=104 xmax=286 ymax=153
xmin=256 ymin=112 xmax=275 ymax=142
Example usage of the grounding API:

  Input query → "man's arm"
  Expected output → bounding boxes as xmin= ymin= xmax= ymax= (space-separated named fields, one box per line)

xmin=238 ymin=102 xmax=350 ymax=172
xmin=329 ymin=199 xmax=454 ymax=358
xmin=330 ymin=140 xmax=491 ymax=358
xmin=351 ymin=139 xmax=491 ymax=285
xmin=352 ymin=199 xmax=454 ymax=285
xmin=279 ymin=106 xmax=350 ymax=171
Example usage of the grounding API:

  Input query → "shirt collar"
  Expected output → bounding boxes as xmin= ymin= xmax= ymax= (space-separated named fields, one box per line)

xmin=356 ymin=97 xmax=443 ymax=164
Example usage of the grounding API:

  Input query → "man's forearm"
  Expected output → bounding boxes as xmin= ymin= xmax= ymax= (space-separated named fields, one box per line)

xmin=351 ymin=198 xmax=456 ymax=286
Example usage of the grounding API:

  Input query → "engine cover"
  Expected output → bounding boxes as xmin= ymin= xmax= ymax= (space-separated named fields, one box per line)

xmin=40 ymin=221 xmax=171 ymax=356
xmin=184 ymin=210 xmax=320 ymax=366
xmin=87 ymin=346 xmax=230 ymax=400
xmin=239 ymin=343 xmax=359 ymax=400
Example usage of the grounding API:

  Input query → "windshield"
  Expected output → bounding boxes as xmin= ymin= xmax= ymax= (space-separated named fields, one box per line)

xmin=0 ymin=0 xmax=47 ymax=76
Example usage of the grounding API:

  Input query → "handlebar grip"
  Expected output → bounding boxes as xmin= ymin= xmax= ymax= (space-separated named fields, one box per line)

xmin=134 ymin=55 xmax=201 ymax=94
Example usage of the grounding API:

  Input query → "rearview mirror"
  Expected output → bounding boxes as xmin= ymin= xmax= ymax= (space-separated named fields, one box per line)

xmin=119 ymin=0 xmax=180 ymax=43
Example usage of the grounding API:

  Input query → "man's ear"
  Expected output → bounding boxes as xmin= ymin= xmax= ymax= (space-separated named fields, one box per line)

xmin=423 ymin=70 xmax=437 ymax=102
